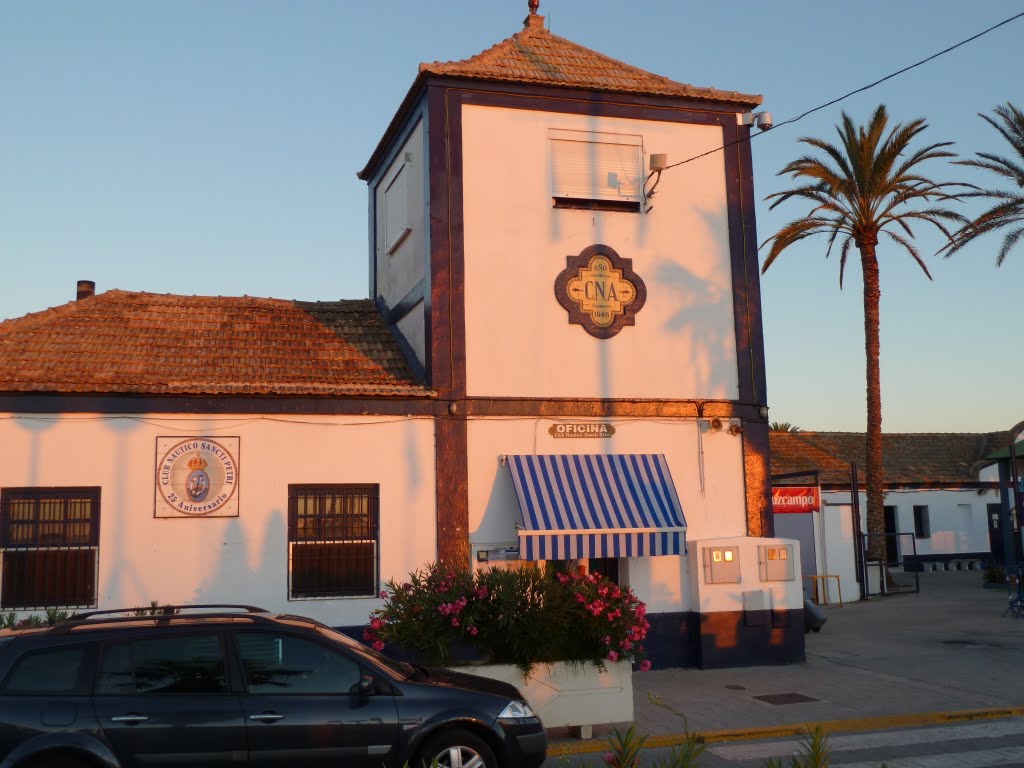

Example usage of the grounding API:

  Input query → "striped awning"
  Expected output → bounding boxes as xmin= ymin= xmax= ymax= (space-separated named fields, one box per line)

xmin=507 ymin=454 xmax=687 ymax=560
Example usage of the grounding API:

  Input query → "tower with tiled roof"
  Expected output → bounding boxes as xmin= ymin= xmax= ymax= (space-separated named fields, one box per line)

xmin=359 ymin=3 xmax=773 ymax=575
xmin=356 ymin=3 xmax=778 ymax=671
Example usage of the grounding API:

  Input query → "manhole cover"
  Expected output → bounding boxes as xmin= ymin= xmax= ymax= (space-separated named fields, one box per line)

xmin=753 ymin=693 xmax=821 ymax=705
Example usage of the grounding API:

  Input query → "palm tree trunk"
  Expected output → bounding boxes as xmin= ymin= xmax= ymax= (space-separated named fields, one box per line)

xmin=859 ymin=241 xmax=886 ymax=562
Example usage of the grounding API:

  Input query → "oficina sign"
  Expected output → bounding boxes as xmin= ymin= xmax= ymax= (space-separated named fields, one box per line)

xmin=548 ymin=423 xmax=616 ymax=439
xmin=771 ymin=486 xmax=820 ymax=513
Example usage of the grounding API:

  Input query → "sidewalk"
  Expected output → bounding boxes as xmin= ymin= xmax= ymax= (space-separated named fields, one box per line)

xmin=548 ymin=570 xmax=1024 ymax=758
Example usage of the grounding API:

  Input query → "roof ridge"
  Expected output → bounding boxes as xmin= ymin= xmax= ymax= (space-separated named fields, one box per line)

xmin=418 ymin=17 xmax=760 ymax=105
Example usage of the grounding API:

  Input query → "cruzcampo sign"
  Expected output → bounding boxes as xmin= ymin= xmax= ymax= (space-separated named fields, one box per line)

xmin=555 ymin=243 xmax=646 ymax=339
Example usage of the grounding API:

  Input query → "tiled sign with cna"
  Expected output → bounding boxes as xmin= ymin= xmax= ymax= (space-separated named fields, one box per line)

xmin=555 ymin=243 xmax=646 ymax=339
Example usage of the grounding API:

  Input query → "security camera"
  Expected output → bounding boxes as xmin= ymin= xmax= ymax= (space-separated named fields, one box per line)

xmin=754 ymin=111 xmax=773 ymax=131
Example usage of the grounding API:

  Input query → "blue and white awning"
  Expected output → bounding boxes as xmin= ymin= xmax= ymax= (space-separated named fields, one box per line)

xmin=507 ymin=454 xmax=687 ymax=560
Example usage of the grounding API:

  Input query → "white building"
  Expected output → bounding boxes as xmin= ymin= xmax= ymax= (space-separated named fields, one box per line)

xmin=770 ymin=431 xmax=1017 ymax=603
xmin=0 ymin=5 xmax=801 ymax=668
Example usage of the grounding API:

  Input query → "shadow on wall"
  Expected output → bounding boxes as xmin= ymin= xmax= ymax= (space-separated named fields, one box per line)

xmin=13 ymin=414 xmax=61 ymax=489
xmin=192 ymin=512 xmax=287 ymax=608
xmin=95 ymin=416 xmax=149 ymax=608
xmin=653 ymin=207 xmax=734 ymax=399
xmin=698 ymin=608 xmax=805 ymax=668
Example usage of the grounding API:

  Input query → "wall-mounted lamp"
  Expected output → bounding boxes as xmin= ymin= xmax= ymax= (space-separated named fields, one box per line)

xmin=758 ymin=406 xmax=770 ymax=420
xmin=644 ymin=153 xmax=669 ymax=212
xmin=700 ymin=417 xmax=723 ymax=433
xmin=739 ymin=111 xmax=773 ymax=131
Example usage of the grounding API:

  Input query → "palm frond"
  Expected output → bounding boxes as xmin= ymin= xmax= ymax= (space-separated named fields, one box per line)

xmin=997 ymin=226 xmax=1024 ymax=266
xmin=881 ymin=229 xmax=932 ymax=279
xmin=949 ymin=102 xmax=1024 ymax=263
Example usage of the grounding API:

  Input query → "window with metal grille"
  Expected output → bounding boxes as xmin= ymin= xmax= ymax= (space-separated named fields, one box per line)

xmin=0 ymin=487 xmax=100 ymax=610
xmin=288 ymin=485 xmax=378 ymax=599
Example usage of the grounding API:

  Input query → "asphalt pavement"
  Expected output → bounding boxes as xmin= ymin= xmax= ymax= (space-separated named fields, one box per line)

xmin=545 ymin=569 xmax=1024 ymax=764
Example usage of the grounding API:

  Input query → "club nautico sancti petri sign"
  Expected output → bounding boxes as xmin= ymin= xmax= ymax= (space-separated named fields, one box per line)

xmin=555 ymin=244 xmax=647 ymax=339
xmin=155 ymin=437 xmax=240 ymax=517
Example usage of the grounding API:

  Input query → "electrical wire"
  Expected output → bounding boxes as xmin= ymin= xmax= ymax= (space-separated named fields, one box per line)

xmin=659 ymin=9 xmax=1024 ymax=173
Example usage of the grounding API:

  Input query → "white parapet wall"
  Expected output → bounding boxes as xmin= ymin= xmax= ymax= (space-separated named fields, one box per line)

xmin=685 ymin=536 xmax=806 ymax=667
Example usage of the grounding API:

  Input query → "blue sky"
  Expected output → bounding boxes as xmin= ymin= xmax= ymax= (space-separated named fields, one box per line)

xmin=2 ymin=1 xmax=1022 ymax=434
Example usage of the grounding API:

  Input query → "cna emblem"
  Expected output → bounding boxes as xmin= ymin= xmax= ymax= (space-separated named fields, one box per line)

xmin=155 ymin=437 xmax=240 ymax=518
xmin=555 ymin=244 xmax=647 ymax=338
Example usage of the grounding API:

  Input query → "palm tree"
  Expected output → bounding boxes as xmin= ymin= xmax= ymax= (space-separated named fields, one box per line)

xmin=945 ymin=102 xmax=1024 ymax=265
xmin=770 ymin=422 xmax=802 ymax=433
xmin=761 ymin=105 xmax=967 ymax=561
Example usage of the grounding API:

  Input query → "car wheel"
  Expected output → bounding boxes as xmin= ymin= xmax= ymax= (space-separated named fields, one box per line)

xmin=416 ymin=728 xmax=497 ymax=768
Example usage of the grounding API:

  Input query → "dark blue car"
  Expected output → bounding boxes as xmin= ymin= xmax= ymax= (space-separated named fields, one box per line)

xmin=0 ymin=605 xmax=546 ymax=768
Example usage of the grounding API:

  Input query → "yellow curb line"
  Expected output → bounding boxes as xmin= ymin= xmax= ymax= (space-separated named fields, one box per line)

xmin=546 ymin=707 xmax=1024 ymax=757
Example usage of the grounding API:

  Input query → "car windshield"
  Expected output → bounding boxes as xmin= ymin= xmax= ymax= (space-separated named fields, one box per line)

xmin=313 ymin=624 xmax=414 ymax=679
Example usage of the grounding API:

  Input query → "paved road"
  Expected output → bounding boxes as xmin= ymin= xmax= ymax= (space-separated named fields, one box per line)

xmin=544 ymin=570 xmax=1024 ymax=767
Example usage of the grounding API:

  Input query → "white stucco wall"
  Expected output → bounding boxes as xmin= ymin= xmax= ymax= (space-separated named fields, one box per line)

xmin=465 ymin=417 xmax=748 ymax=613
xmin=460 ymin=104 xmax=739 ymax=401
xmin=806 ymin=488 xmax=1000 ymax=604
xmin=688 ymin=536 xmax=804 ymax=614
xmin=876 ymin=489 xmax=995 ymax=557
xmin=0 ymin=412 xmax=438 ymax=626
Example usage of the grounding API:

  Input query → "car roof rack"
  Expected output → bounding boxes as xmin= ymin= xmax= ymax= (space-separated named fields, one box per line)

xmin=48 ymin=604 xmax=273 ymax=633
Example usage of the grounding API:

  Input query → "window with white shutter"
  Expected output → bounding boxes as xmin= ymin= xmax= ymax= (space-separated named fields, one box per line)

xmin=550 ymin=129 xmax=643 ymax=212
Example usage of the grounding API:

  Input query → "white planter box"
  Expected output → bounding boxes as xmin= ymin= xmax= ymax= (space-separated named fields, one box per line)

xmin=457 ymin=660 xmax=633 ymax=737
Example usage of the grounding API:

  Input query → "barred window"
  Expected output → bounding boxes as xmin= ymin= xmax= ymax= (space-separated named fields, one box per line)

xmin=288 ymin=485 xmax=378 ymax=599
xmin=0 ymin=487 xmax=100 ymax=610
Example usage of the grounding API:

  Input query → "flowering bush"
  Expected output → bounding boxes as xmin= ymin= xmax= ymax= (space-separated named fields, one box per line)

xmin=364 ymin=562 xmax=650 ymax=676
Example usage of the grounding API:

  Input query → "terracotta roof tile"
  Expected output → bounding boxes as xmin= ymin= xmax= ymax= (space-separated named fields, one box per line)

xmin=769 ymin=431 xmax=1011 ymax=486
xmin=420 ymin=14 xmax=761 ymax=107
xmin=0 ymin=290 xmax=431 ymax=398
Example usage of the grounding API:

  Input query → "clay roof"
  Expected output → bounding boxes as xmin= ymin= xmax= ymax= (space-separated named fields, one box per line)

xmin=0 ymin=290 xmax=430 ymax=398
xmin=419 ymin=13 xmax=761 ymax=106
xmin=769 ymin=431 xmax=1011 ymax=487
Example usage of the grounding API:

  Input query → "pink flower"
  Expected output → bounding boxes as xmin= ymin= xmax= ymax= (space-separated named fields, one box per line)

xmin=603 ymin=752 xmax=614 ymax=764
xmin=607 ymin=650 xmax=619 ymax=662
xmin=379 ymin=590 xmax=388 ymax=599
xmin=362 ymin=628 xmax=375 ymax=641
xmin=639 ymin=660 xmax=652 ymax=672
xmin=469 ymin=625 xmax=478 ymax=635
xmin=451 ymin=617 xmax=460 ymax=627
xmin=370 ymin=617 xmax=383 ymax=630
xmin=602 ymin=635 xmax=611 ymax=645
xmin=372 ymin=640 xmax=385 ymax=652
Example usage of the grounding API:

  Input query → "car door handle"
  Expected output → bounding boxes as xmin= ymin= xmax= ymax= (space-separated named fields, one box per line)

xmin=110 ymin=714 xmax=150 ymax=724
xmin=249 ymin=713 xmax=285 ymax=722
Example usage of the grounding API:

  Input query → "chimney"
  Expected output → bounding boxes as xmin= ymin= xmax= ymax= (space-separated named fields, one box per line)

xmin=76 ymin=280 xmax=95 ymax=301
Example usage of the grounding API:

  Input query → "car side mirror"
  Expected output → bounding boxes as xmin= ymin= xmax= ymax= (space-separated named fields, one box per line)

xmin=351 ymin=675 xmax=375 ymax=696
